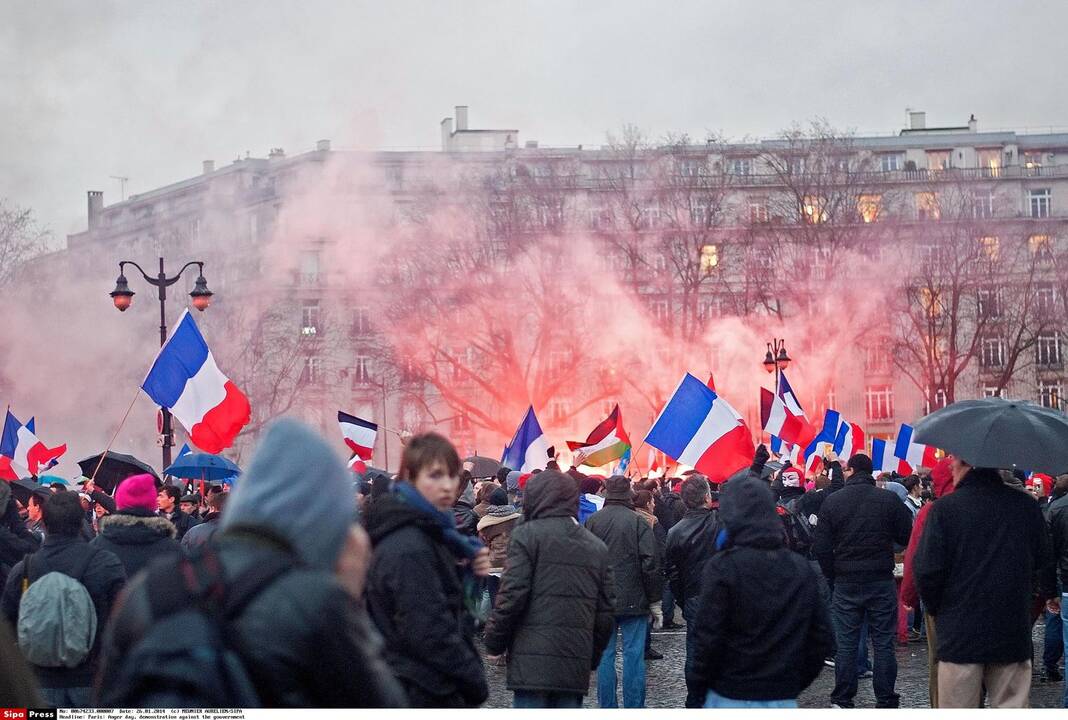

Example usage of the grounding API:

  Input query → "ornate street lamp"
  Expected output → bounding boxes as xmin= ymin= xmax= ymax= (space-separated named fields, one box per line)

xmin=109 ymin=257 xmax=213 ymax=467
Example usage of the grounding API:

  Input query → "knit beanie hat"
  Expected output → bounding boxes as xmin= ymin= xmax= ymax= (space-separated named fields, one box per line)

xmin=115 ymin=473 xmax=159 ymax=512
xmin=488 ymin=487 xmax=509 ymax=506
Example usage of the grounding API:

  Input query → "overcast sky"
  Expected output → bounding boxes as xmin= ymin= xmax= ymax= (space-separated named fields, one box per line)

xmin=3 ymin=0 xmax=1066 ymax=238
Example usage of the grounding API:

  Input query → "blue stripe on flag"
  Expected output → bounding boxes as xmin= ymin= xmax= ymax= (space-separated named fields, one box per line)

xmin=804 ymin=409 xmax=840 ymax=459
xmin=142 ymin=311 xmax=210 ymax=408
xmin=894 ymin=424 xmax=913 ymax=460
xmin=0 ymin=411 xmax=21 ymax=458
xmin=645 ymin=374 xmax=716 ymax=459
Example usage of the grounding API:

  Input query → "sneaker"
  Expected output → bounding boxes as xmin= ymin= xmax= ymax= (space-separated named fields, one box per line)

xmin=908 ymin=629 xmax=924 ymax=643
xmin=645 ymin=648 xmax=664 ymax=660
xmin=857 ymin=669 xmax=873 ymax=679
xmin=824 ymin=658 xmax=836 ymax=668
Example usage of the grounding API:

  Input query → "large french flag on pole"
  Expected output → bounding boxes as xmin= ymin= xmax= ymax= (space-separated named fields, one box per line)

xmin=894 ymin=423 xmax=939 ymax=469
xmin=502 ymin=406 xmax=550 ymax=473
xmin=0 ymin=410 xmax=66 ymax=477
xmin=872 ymin=437 xmax=912 ymax=475
xmin=645 ymin=374 xmax=755 ymax=483
xmin=834 ymin=419 xmax=866 ymax=463
xmin=142 ymin=310 xmax=251 ymax=454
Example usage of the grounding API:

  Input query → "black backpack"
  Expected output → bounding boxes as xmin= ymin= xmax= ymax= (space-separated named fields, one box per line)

xmin=102 ymin=544 xmax=293 ymax=708
xmin=776 ymin=497 xmax=814 ymax=559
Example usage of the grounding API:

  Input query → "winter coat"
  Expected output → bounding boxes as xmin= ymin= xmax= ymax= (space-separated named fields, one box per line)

xmin=99 ymin=526 xmax=406 ymax=707
xmin=688 ymin=477 xmax=831 ymax=701
xmin=0 ymin=496 xmax=40 ymax=590
xmin=664 ymin=507 xmax=722 ymax=604
xmin=180 ymin=512 xmax=222 ymax=551
xmin=453 ymin=500 xmax=479 ymax=537
xmin=915 ymin=467 xmax=1054 ymax=664
xmin=2 ymin=535 xmax=126 ymax=688
xmin=89 ymin=510 xmax=181 ymax=579
xmin=484 ymin=471 xmax=615 ymax=695
xmin=98 ymin=419 xmax=406 ymax=708
xmin=584 ymin=501 xmax=661 ymax=616
xmin=654 ymin=491 xmax=686 ymax=531
xmin=794 ymin=460 xmax=845 ymax=522
xmin=365 ymin=494 xmax=488 ymax=707
xmin=900 ymin=461 xmax=956 ymax=609
xmin=163 ymin=508 xmax=200 ymax=542
xmin=476 ymin=506 xmax=521 ymax=569
xmin=1048 ymin=493 xmax=1068 ymax=592
xmin=812 ymin=472 xmax=913 ymax=583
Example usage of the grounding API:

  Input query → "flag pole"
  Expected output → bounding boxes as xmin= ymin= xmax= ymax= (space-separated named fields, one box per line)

xmin=626 ymin=439 xmax=648 ymax=478
xmin=89 ymin=388 xmax=142 ymax=484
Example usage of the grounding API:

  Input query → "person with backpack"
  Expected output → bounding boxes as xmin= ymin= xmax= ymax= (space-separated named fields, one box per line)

xmin=96 ymin=418 xmax=406 ymax=708
xmin=1 ymin=491 xmax=125 ymax=708
xmin=688 ymin=475 xmax=832 ymax=707
xmin=89 ymin=473 xmax=181 ymax=579
xmin=364 ymin=432 xmax=491 ymax=708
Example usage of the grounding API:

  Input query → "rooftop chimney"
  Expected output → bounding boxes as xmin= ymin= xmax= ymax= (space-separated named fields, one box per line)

xmin=909 ymin=111 xmax=926 ymax=130
xmin=316 ymin=139 xmax=331 ymax=152
xmin=87 ymin=191 xmax=104 ymax=230
xmin=455 ymin=105 xmax=469 ymax=131
xmin=968 ymin=114 xmax=978 ymax=133
xmin=440 ymin=117 xmax=454 ymax=151
xmin=202 ymin=160 xmax=215 ymax=175
xmin=268 ymin=148 xmax=285 ymax=160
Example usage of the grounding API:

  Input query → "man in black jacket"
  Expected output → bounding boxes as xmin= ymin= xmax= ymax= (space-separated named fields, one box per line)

xmin=916 ymin=459 xmax=1054 ymax=708
xmin=484 ymin=470 xmax=615 ymax=708
xmin=3 ymin=492 xmax=125 ymax=707
xmin=689 ymin=475 xmax=832 ymax=707
xmin=585 ymin=475 xmax=661 ymax=708
xmin=157 ymin=485 xmax=200 ymax=541
xmin=813 ymin=453 xmax=912 ymax=708
xmin=664 ymin=474 xmax=722 ymax=708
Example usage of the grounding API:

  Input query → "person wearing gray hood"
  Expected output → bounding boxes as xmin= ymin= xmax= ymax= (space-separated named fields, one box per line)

xmin=96 ymin=418 xmax=406 ymax=708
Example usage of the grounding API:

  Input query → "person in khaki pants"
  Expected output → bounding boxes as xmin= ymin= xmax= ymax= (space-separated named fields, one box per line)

xmin=915 ymin=458 xmax=1055 ymax=708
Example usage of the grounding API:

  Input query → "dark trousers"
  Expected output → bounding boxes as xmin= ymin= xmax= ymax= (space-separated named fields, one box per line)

xmin=683 ymin=595 xmax=704 ymax=709
xmin=513 ymin=690 xmax=583 ymax=708
xmin=1044 ymin=609 xmax=1064 ymax=671
xmin=831 ymin=580 xmax=900 ymax=708
xmin=402 ymin=680 xmax=468 ymax=708
xmin=662 ymin=581 xmax=676 ymax=625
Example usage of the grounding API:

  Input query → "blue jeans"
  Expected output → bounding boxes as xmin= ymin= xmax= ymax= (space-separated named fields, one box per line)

xmin=40 ymin=686 xmax=93 ymax=708
xmin=1061 ymin=593 xmax=1068 ymax=708
xmin=597 ymin=615 xmax=648 ymax=708
xmin=831 ymin=580 xmax=899 ymax=708
xmin=1044 ymin=607 xmax=1063 ymax=671
xmin=704 ymin=689 xmax=798 ymax=708
xmin=513 ymin=690 xmax=583 ymax=708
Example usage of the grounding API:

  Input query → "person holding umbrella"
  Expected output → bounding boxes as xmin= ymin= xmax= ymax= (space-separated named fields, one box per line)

xmin=911 ymin=397 xmax=1062 ymax=708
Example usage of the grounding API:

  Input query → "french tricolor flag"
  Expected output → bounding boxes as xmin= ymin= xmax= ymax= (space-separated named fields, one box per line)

xmin=142 ymin=310 xmax=251 ymax=454
xmin=502 ymin=406 xmax=551 ymax=473
xmin=803 ymin=409 xmax=841 ymax=473
xmin=761 ymin=372 xmax=816 ymax=448
xmin=834 ymin=420 xmax=866 ymax=464
xmin=338 ymin=411 xmax=378 ymax=461
xmin=771 ymin=436 xmax=803 ymax=466
xmin=0 ymin=410 xmax=66 ymax=477
xmin=646 ymin=373 xmax=755 ymax=483
xmin=872 ymin=437 xmax=912 ymax=475
xmin=894 ymin=423 xmax=939 ymax=469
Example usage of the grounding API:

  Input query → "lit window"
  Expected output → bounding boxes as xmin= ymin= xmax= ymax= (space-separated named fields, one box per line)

xmin=1039 ymin=380 xmax=1063 ymax=410
xmin=920 ymin=288 xmax=943 ymax=318
xmin=857 ymin=194 xmax=882 ymax=223
xmin=916 ymin=192 xmax=941 ymax=221
xmin=977 ymin=149 xmax=1001 ymax=177
xmin=865 ymin=385 xmax=894 ymax=421
xmin=1029 ymin=234 xmax=1052 ymax=258
xmin=1023 ymin=153 xmax=1044 ymax=173
xmin=978 ymin=236 xmax=1000 ymax=262
xmin=300 ymin=300 xmax=320 ymax=336
xmin=927 ymin=150 xmax=951 ymax=171
xmin=801 ymin=196 xmax=828 ymax=224
xmin=700 ymin=244 xmax=719 ymax=273
xmin=1029 ymin=189 xmax=1051 ymax=219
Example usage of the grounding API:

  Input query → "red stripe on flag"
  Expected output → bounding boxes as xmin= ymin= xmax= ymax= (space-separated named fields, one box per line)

xmin=190 ymin=381 xmax=251 ymax=454
xmin=693 ymin=424 xmax=755 ymax=483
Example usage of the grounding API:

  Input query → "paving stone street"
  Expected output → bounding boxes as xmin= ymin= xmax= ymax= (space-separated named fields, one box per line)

xmin=481 ymin=621 xmax=1066 ymax=709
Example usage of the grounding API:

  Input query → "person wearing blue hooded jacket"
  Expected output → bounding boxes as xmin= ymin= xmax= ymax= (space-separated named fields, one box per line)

xmin=364 ymin=432 xmax=492 ymax=708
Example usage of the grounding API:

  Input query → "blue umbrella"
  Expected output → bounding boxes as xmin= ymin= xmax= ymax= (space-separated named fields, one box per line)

xmin=164 ymin=452 xmax=241 ymax=481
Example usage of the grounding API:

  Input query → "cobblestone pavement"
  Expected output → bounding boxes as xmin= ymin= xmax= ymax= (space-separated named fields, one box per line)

xmin=481 ymin=621 xmax=1066 ymax=709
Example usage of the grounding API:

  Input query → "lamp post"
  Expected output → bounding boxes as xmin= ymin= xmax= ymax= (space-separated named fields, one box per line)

xmin=762 ymin=338 xmax=791 ymax=393
xmin=110 ymin=257 xmax=213 ymax=469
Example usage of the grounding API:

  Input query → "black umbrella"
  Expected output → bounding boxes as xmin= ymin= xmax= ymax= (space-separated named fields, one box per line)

xmin=77 ymin=451 xmax=160 ymax=494
xmin=464 ymin=455 xmax=501 ymax=479
xmin=913 ymin=397 xmax=1068 ymax=475
xmin=9 ymin=478 xmax=51 ymax=507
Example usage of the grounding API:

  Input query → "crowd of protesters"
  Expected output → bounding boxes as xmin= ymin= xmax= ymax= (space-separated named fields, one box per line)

xmin=0 ymin=417 xmax=1065 ymax=709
